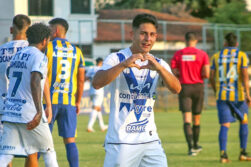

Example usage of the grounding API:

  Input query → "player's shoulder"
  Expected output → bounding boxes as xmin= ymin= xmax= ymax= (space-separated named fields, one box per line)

xmin=0 ymin=41 xmax=15 ymax=49
xmin=75 ymin=46 xmax=83 ymax=54
xmin=238 ymin=50 xmax=247 ymax=57
xmin=196 ymin=48 xmax=208 ymax=56
xmin=212 ymin=50 xmax=221 ymax=58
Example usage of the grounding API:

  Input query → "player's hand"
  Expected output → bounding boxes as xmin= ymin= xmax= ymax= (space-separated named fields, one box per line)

xmin=45 ymin=106 xmax=52 ymax=123
xmin=140 ymin=54 xmax=162 ymax=71
xmin=76 ymin=102 xmax=80 ymax=115
xmin=246 ymin=95 xmax=251 ymax=106
xmin=122 ymin=53 xmax=145 ymax=69
xmin=27 ymin=111 xmax=42 ymax=130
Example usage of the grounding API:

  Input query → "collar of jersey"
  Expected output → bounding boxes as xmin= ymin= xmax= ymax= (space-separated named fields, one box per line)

xmin=54 ymin=38 xmax=68 ymax=42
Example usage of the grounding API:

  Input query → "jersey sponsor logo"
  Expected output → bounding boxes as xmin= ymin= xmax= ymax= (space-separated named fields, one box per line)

xmin=130 ymin=83 xmax=151 ymax=92
xmin=0 ymin=55 xmax=12 ymax=63
xmin=0 ymin=47 xmax=23 ymax=55
xmin=9 ymin=52 xmax=32 ymax=69
xmin=119 ymin=92 xmax=151 ymax=100
xmin=182 ymin=55 xmax=196 ymax=61
xmin=126 ymin=118 xmax=148 ymax=133
xmin=53 ymin=81 xmax=69 ymax=91
xmin=52 ymin=51 xmax=76 ymax=58
xmin=218 ymin=57 xmax=238 ymax=63
xmin=0 ymin=145 xmax=15 ymax=151
xmin=55 ymin=45 xmax=74 ymax=51
xmin=9 ymin=61 xmax=27 ymax=69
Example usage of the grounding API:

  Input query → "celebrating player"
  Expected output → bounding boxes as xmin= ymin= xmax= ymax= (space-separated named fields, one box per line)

xmin=45 ymin=18 xmax=85 ymax=167
xmin=210 ymin=32 xmax=251 ymax=163
xmin=92 ymin=13 xmax=181 ymax=167
xmin=171 ymin=32 xmax=210 ymax=156
xmin=86 ymin=57 xmax=108 ymax=132
xmin=0 ymin=23 xmax=58 ymax=167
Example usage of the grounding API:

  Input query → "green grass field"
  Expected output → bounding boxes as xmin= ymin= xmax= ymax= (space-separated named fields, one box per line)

xmin=13 ymin=108 xmax=251 ymax=167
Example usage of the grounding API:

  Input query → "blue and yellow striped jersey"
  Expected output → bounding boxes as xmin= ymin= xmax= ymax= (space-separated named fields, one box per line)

xmin=46 ymin=38 xmax=85 ymax=105
xmin=211 ymin=47 xmax=249 ymax=101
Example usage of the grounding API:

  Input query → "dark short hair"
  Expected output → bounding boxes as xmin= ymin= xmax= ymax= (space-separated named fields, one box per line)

xmin=132 ymin=13 xmax=158 ymax=29
xmin=26 ymin=23 xmax=51 ymax=44
xmin=185 ymin=32 xmax=197 ymax=41
xmin=225 ymin=32 xmax=237 ymax=47
xmin=13 ymin=14 xmax=31 ymax=30
xmin=49 ymin=18 xmax=69 ymax=32
xmin=96 ymin=57 xmax=103 ymax=64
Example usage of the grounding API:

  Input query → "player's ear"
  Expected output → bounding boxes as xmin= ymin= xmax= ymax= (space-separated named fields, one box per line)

xmin=130 ymin=30 xmax=134 ymax=40
xmin=10 ymin=27 xmax=13 ymax=34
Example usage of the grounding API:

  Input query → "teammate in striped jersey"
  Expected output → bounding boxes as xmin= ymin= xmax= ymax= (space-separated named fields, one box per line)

xmin=46 ymin=18 xmax=85 ymax=167
xmin=210 ymin=32 xmax=251 ymax=163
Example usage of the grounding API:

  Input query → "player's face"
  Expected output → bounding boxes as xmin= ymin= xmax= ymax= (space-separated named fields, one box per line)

xmin=131 ymin=23 xmax=157 ymax=54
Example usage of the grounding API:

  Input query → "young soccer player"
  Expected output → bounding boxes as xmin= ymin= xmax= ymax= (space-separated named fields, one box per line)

xmin=45 ymin=18 xmax=85 ymax=167
xmin=0 ymin=23 xmax=58 ymax=167
xmin=210 ymin=32 xmax=251 ymax=163
xmin=92 ymin=13 xmax=181 ymax=167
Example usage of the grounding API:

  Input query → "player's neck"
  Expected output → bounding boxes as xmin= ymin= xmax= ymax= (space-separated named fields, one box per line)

xmin=13 ymin=33 xmax=27 ymax=40
xmin=55 ymin=33 xmax=66 ymax=39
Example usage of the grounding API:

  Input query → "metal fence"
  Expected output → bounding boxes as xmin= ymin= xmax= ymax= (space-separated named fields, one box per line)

xmin=96 ymin=19 xmax=251 ymax=110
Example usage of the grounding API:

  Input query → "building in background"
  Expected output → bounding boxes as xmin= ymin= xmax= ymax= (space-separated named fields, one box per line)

xmin=94 ymin=9 xmax=210 ymax=60
xmin=0 ymin=0 xmax=97 ymax=58
xmin=246 ymin=0 xmax=251 ymax=11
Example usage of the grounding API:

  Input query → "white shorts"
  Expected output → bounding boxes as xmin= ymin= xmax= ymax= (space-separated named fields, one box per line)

xmin=0 ymin=120 xmax=55 ymax=156
xmin=91 ymin=94 xmax=104 ymax=107
xmin=103 ymin=141 xmax=168 ymax=167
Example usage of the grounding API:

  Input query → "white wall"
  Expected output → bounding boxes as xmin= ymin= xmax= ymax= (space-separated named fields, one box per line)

xmin=0 ymin=0 xmax=97 ymax=45
xmin=0 ymin=0 xmax=15 ymax=19
xmin=246 ymin=0 xmax=251 ymax=11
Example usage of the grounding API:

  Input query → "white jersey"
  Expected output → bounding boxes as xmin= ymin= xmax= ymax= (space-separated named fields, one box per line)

xmin=0 ymin=40 xmax=28 ymax=114
xmin=1 ymin=46 xmax=48 ymax=123
xmin=101 ymin=48 xmax=172 ymax=144
xmin=86 ymin=66 xmax=104 ymax=95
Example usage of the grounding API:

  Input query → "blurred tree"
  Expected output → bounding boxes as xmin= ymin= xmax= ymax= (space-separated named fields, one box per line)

xmin=99 ymin=0 xmax=250 ymax=23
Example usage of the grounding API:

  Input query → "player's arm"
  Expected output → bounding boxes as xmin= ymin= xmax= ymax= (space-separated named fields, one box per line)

xmin=27 ymin=72 xmax=43 ymax=130
xmin=201 ymin=65 xmax=210 ymax=79
xmin=76 ymin=67 xmax=85 ymax=115
xmin=209 ymin=69 xmax=216 ymax=93
xmin=43 ymin=77 xmax=52 ymax=123
xmin=241 ymin=67 xmax=251 ymax=106
xmin=92 ymin=53 xmax=144 ymax=89
xmin=171 ymin=68 xmax=180 ymax=78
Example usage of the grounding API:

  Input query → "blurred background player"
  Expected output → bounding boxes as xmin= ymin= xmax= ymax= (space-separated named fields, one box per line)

xmin=46 ymin=18 xmax=85 ymax=167
xmin=92 ymin=13 xmax=181 ymax=167
xmin=86 ymin=57 xmax=108 ymax=132
xmin=0 ymin=14 xmax=31 ymax=167
xmin=210 ymin=32 xmax=251 ymax=163
xmin=171 ymin=32 xmax=210 ymax=156
xmin=0 ymin=23 xmax=58 ymax=167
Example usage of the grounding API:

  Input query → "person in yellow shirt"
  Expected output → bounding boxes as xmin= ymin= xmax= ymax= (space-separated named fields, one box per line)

xmin=210 ymin=32 xmax=251 ymax=163
xmin=45 ymin=18 xmax=85 ymax=167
